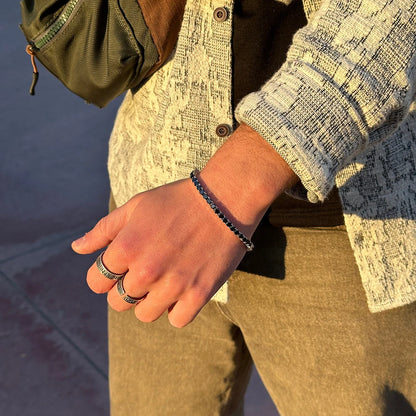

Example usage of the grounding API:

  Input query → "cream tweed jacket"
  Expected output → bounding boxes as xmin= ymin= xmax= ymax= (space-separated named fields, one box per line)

xmin=108 ymin=0 xmax=416 ymax=312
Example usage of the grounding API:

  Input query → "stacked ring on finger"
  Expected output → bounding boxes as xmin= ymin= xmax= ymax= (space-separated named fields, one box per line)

xmin=96 ymin=251 xmax=126 ymax=281
xmin=117 ymin=276 xmax=147 ymax=305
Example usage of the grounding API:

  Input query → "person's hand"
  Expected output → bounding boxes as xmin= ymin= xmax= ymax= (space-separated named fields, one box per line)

xmin=72 ymin=123 xmax=298 ymax=327
xmin=71 ymin=178 xmax=250 ymax=328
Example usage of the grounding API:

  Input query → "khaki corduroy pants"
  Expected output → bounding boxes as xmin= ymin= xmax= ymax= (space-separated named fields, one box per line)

xmin=108 ymin=210 xmax=416 ymax=416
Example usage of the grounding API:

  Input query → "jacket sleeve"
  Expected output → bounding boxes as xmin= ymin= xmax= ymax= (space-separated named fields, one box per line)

xmin=235 ymin=0 xmax=416 ymax=203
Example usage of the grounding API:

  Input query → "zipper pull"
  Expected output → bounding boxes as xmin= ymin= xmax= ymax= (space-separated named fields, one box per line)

xmin=26 ymin=44 xmax=39 ymax=96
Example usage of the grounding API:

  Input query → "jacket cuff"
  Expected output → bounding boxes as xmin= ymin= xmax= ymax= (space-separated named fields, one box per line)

xmin=235 ymin=61 xmax=367 ymax=203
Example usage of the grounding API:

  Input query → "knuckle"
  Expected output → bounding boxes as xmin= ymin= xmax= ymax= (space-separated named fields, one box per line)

xmin=114 ymin=235 xmax=139 ymax=264
xmin=188 ymin=285 xmax=211 ymax=308
xmin=133 ymin=263 xmax=160 ymax=286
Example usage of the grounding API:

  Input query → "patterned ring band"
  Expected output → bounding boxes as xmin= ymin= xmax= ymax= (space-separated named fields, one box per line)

xmin=117 ymin=276 xmax=147 ymax=305
xmin=95 ymin=251 xmax=127 ymax=281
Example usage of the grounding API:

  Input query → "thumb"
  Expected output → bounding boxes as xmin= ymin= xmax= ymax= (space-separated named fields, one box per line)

xmin=71 ymin=204 xmax=129 ymax=254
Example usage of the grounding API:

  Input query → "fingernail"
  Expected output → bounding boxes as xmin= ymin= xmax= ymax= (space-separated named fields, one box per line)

xmin=72 ymin=234 xmax=86 ymax=247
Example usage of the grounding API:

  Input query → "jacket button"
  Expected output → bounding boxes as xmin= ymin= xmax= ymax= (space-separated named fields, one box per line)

xmin=213 ymin=7 xmax=228 ymax=22
xmin=216 ymin=124 xmax=232 ymax=137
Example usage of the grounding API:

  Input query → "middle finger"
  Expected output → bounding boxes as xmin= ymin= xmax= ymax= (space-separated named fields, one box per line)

xmin=107 ymin=272 xmax=148 ymax=311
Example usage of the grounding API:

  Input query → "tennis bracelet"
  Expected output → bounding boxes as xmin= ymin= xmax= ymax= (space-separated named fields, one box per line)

xmin=190 ymin=170 xmax=254 ymax=251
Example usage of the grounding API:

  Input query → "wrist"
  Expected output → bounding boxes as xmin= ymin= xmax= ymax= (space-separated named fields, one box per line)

xmin=199 ymin=123 xmax=298 ymax=234
xmin=190 ymin=170 xmax=255 ymax=251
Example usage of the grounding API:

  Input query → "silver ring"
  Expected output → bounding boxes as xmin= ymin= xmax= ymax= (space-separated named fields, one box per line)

xmin=96 ymin=252 xmax=126 ymax=281
xmin=117 ymin=276 xmax=147 ymax=305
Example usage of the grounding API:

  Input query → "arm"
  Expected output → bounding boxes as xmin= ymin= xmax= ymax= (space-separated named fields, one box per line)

xmin=237 ymin=0 xmax=416 ymax=202
xmin=72 ymin=123 xmax=298 ymax=328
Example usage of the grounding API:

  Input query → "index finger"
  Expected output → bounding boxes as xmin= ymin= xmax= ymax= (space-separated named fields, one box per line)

xmin=86 ymin=244 xmax=129 ymax=294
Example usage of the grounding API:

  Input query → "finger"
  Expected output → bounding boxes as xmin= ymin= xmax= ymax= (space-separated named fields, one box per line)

xmin=133 ymin=277 xmax=187 ymax=323
xmin=134 ymin=293 xmax=174 ymax=323
xmin=86 ymin=246 xmax=129 ymax=294
xmin=167 ymin=288 xmax=211 ymax=328
xmin=71 ymin=204 xmax=129 ymax=254
xmin=167 ymin=301 xmax=203 ymax=328
xmin=107 ymin=272 xmax=148 ymax=312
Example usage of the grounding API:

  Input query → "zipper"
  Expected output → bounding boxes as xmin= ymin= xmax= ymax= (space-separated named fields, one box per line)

xmin=25 ymin=0 xmax=82 ymax=96
xmin=31 ymin=0 xmax=81 ymax=50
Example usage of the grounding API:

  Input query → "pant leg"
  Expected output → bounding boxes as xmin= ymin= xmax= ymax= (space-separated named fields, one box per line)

xmin=108 ymin=300 xmax=253 ymax=416
xmin=222 ymin=225 xmax=416 ymax=416
xmin=109 ymin=192 xmax=416 ymax=415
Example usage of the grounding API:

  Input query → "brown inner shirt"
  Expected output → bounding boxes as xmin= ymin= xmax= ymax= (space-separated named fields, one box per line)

xmin=232 ymin=0 xmax=344 ymax=226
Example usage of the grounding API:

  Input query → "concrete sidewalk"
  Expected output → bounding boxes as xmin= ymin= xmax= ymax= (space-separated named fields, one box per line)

xmin=0 ymin=4 xmax=277 ymax=415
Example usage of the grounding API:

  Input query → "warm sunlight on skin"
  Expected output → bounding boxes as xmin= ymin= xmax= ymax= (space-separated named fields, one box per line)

xmin=72 ymin=124 xmax=298 ymax=327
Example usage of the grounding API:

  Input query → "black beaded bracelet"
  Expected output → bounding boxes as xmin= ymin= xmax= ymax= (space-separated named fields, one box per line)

xmin=190 ymin=170 xmax=254 ymax=251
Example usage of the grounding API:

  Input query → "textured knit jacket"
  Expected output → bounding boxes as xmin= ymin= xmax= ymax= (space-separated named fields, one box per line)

xmin=108 ymin=0 xmax=416 ymax=312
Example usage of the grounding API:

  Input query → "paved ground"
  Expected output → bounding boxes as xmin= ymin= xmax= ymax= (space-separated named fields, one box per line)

xmin=1 ymin=3 xmax=277 ymax=415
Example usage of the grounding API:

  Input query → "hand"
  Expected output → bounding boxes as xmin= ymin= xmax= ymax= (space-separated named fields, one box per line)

xmin=72 ymin=123 xmax=298 ymax=327
xmin=72 ymin=178 xmax=250 ymax=328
